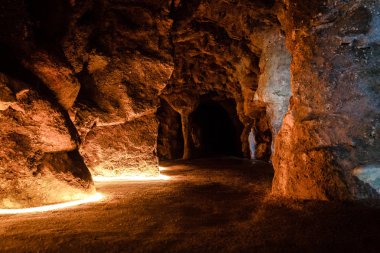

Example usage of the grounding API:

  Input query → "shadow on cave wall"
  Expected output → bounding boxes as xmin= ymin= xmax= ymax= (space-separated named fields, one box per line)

xmin=157 ymin=99 xmax=184 ymax=161
xmin=250 ymin=109 xmax=272 ymax=161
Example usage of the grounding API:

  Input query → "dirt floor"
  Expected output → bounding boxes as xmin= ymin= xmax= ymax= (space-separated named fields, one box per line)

xmin=1 ymin=158 xmax=380 ymax=253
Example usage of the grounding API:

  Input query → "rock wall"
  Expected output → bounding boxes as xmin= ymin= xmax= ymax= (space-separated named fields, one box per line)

xmin=0 ymin=1 xmax=96 ymax=208
xmin=0 ymin=0 xmax=379 ymax=204
xmin=254 ymin=29 xmax=291 ymax=140
xmin=157 ymin=99 xmax=184 ymax=160
xmin=161 ymin=0 xmax=281 ymax=160
xmin=0 ymin=73 xmax=94 ymax=208
xmin=0 ymin=0 xmax=174 ymax=207
xmin=272 ymin=0 xmax=380 ymax=199
xmin=66 ymin=0 xmax=174 ymax=177
xmin=80 ymin=114 xmax=160 ymax=177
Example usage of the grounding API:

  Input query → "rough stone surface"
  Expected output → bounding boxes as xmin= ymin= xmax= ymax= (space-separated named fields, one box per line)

xmin=80 ymin=114 xmax=159 ymax=177
xmin=65 ymin=0 xmax=174 ymax=176
xmin=160 ymin=0 xmax=281 ymax=160
xmin=0 ymin=0 xmax=379 ymax=202
xmin=353 ymin=164 xmax=380 ymax=193
xmin=157 ymin=99 xmax=184 ymax=160
xmin=23 ymin=51 xmax=81 ymax=110
xmin=272 ymin=0 xmax=380 ymax=200
xmin=251 ymin=110 xmax=273 ymax=161
xmin=0 ymin=73 xmax=94 ymax=208
xmin=1 ymin=0 xmax=174 ymax=178
xmin=254 ymin=29 xmax=291 ymax=140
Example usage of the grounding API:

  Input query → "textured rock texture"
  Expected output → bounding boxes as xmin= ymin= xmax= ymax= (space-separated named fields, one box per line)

xmin=161 ymin=0 xmax=284 ymax=160
xmin=67 ymin=0 xmax=174 ymax=176
xmin=80 ymin=114 xmax=159 ymax=177
xmin=0 ymin=0 xmax=95 ymax=207
xmin=272 ymin=0 xmax=380 ymax=199
xmin=23 ymin=51 xmax=81 ymax=110
xmin=0 ymin=73 xmax=94 ymax=208
xmin=254 ymin=29 xmax=291 ymax=139
xmin=1 ymin=0 xmax=175 ymax=179
xmin=0 ymin=0 xmax=379 ymax=203
xmin=250 ymin=110 xmax=273 ymax=161
xmin=157 ymin=99 xmax=184 ymax=160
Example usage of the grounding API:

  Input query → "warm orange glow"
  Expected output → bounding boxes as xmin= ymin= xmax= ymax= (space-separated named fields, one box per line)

xmin=0 ymin=193 xmax=104 ymax=215
xmin=158 ymin=166 xmax=168 ymax=171
xmin=93 ymin=174 xmax=170 ymax=182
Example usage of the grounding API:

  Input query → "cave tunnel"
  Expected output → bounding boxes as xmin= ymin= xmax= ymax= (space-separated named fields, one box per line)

xmin=190 ymin=98 xmax=243 ymax=158
xmin=1 ymin=0 xmax=380 ymax=252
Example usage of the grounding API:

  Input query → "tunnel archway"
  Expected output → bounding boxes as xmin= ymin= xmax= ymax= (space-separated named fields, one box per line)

xmin=190 ymin=99 xmax=243 ymax=158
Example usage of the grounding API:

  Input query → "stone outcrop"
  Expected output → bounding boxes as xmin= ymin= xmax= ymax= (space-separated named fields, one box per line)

xmin=0 ymin=73 xmax=94 ymax=208
xmin=80 ymin=114 xmax=160 ymax=177
xmin=64 ymin=0 xmax=175 ymax=177
xmin=254 ymin=29 xmax=291 ymax=140
xmin=23 ymin=51 xmax=81 ymax=110
xmin=272 ymin=0 xmax=380 ymax=199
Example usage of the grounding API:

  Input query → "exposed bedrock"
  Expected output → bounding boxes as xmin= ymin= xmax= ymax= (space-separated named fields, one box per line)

xmin=272 ymin=0 xmax=380 ymax=200
xmin=72 ymin=52 xmax=173 ymax=176
xmin=160 ymin=0 xmax=283 ymax=161
xmin=0 ymin=0 xmax=379 ymax=203
xmin=23 ymin=51 xmax=81 ymax=110
xmin=0 ymin=73 xmax=94 ymax=208
xmin=157 ymin=99 xmax=184 ymax=161
xmin=1 ymin=0 xmax=174 ymax=178
xmin=66 ymin=0 xmax=174 ymax=176
xmin=254 ymin=29 xmax=291 ymax=142
xmin=79 ymin=114 xmax=160 ymax=177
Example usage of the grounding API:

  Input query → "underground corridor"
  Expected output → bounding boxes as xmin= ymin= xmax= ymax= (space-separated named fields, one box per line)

xmin=157 ymin=97 xmax=244 ymax=160
xmin=189 ymin=99 xmax=243 ymax=158
xmin=1 ymin=0 xmax=380 ymax=252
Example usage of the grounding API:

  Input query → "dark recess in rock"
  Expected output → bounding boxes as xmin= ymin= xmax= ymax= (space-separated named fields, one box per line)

xmin=189 ymin=97 xmax=243 ymax=158
xmin=157 ymin=99 xmax=184 ymax=160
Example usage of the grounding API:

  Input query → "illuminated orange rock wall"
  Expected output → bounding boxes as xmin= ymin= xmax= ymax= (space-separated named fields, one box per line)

xmin=0 ymin=74 xmax=94 ymax=208
xmin=66 ymin=0 xmax=174 ymax=177
xmin=272 ymin=0 xmax=380 ymax=199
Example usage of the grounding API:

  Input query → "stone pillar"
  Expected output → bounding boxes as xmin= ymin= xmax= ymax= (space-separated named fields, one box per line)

xmin=162 ymin=93 xmax=199 ymax=160
xmin=181 ymin=113 xmax=191 ymax=160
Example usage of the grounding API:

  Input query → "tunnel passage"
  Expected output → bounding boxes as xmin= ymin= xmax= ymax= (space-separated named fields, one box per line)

xmin=190 ymin=99 xmax=243 ymax=158
xmin=157 ymin=99 xmax=184 ymax=161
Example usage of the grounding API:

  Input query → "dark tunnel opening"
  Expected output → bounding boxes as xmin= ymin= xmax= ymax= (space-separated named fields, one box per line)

xmin=190 ymin=99 xmax=243 ymax=158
